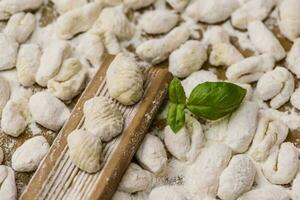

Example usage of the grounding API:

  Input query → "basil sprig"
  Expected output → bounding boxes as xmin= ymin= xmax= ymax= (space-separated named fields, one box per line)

xmin=167 ymin=78 xmax=247 ymax=133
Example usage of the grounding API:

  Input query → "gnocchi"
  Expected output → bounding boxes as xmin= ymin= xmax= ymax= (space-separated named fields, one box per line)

xmin=112 ymin=191 xmax=132 ymax=200
xmin=256 ymin=66 xmax=294 ymax=109
xmin=29 ymin=91 xmax=70 ymax=131
xmin=36 ymin=40 xmax=71 ymax=87
xmin=83 ymin=96 xmax=124 ymax=141
xmin=292 ymin=173 xmax=300 ymax=200
xmin=0 ymin=33 xmax=19 ymax=71
xmin=56 ymin=2 xmax=102 ymax=40
xmin=106 ymin=53 xmax=144 ymax=105
xmin=12 ymin=136 xmax=50 ymax=172
xmin=237 ymin=186 xmax=290 ymax=200
xmin=16 ymin=44 xmax=41 ymax=87
xmin=0 ymin=166 xmax=17 ymax=200
xmin=140 ymin=9 xmax=179 ymax=34
xmin=4 ymin=12 xmax=36 ymax=43
xmin=226 ymin=54 xmax=275 ymax=83
xmin=286 ymin=38 xmax=300 ymax=78
xmin=149 ymin=186 xmax=187 ymax=200
xmin=291 ymin=87 xmax=300 ymax=110
xmin=0 ymin=76 xmax=10 ymax=115
xmin=67 ymin=129 xmax=102 ymax=173
xmin=169 ymin=40 xmax=207 ymax=78
xmin=47 ymin=58 xmax=87 ymax=101
xmin=136 ymin=134 xmax=168 ymax=175
xmin=51 ymin=0 xmax=87 ymax=14
xmin=248 ymin=21 xmax=286 ymax=61
xmin=166 ymin=0 xmax=189 ymax=12
xmin=124 ymin=0 xmax=157 ymax=10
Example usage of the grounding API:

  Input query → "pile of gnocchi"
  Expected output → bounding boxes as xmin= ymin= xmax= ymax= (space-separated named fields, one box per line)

xmin=0 ymin=0 xmax=300 ymax=199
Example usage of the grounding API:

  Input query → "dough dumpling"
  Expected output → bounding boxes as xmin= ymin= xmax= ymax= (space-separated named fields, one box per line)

xmin=0 ymin=76 xmax=10 ymax=115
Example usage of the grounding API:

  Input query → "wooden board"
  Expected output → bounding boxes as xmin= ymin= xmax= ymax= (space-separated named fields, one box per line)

xmin=20 ymin=54 xmax=173 ymax=200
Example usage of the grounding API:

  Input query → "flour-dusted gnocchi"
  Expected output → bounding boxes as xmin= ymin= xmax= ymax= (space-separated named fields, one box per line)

xmin=56 ymin=2 xmax=102 ymax=40
xmin=83 ymin=96 xmax=124 ymax=141
xmin=4 ymin=12 xmax=36 ymax=43
xmin=119 ymin=163 xmax=152 ymax=193
xmin=292 ymin=173 xmax=300 ymax=200
xmin=136 ymin=24 xmax=190 ymax=64
xmin=112 ymin=191 xmax=132 ymax=200
xmin=136 ymin=134 xmax=168 ymax=175
xmin=16 ymin=44 xmax=41 ymax=87
xmin=124 ymin=0 xmax=157 ymax=10
xmin=286 ymin=38 xmax=300 ymax=78
xmin=169 ymin=40 xmax=207 ymax=78
xmin=166 ymin=0 xmax=189 ymax=12
xmin=67 ymin=129 xmax=102 ymax=173
xmin=0 ymin=147 xmax=3 ymax=164
xmin=29 ymin=91 xmax=70 ymax=131
xmin=76 ymin=33 xmax=104 ymax=68
xmin=140 ymin=9 xmax=179 ymax=34
xmin=149 ymin=186 xmax=187 ymax=200
xmin=237 ymin=186 xmax=290 ymax=200
xmin=36 ymin=40 xmax=71 ymax=87
xmin=248 ymin=21 xmax=286 ymax=61
xmin=249 ymin=111 xmax=288 ymax=162
xmin=291 ymin=87 xmax=300 ymax=110
xmin=164 ymin=115 xmax=205 ymax=162
xmin=182 ymin=70 xmax=218 ymax=96
xmin=256 ymin=67 xmax=294 ymax=109
xmin=0 ymin=76 xmax=10 ymax=115
xmin=185 ymin=0 xmax=240 ymax=24
xmin=106 ymin=53 xmax=144 ymax=105
xmin=48 ymin=58 xmax=87 ymax=101
xmin=1 ymin=88 xmax=31 ymax=137
xmin=0 ymin=33 xmax=19 ymax=71
xmin=262 ymin=142 xmax=299 ymax=185
xmin=231 ymin=0 xmax=276 ymax=30
xmin=12 ymin=136 xmax=50 ymax=172
xmin=279 ymin=0 xmax=300 ymax=41
xmin=0 ymin=0 xmax=43 ymax=20
xmin=51 ymin=0 xmax=87 ymax=14
xmin=186 ymin=143 xmax=232 ymax=198
xmin=0 ymin=165 xmax=17 ymax=200
xmin=217 ymin=155 xmax=256 ymax=200
xmin=204 ymin=26 xmax=230 ymax=45
xmin=226 ymin=54 xmax=275 ymax=83
xmin=209 ymin=42 xmax=244 ymax=67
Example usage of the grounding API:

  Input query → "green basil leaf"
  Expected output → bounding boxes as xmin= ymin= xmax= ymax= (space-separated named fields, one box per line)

xmin=169 ymin=78 xmax=186 ymax=104
xmin=167 ymin=103 xmax=185 ymax=133
xmin=186 ymin=82 xmax=247 ymax=120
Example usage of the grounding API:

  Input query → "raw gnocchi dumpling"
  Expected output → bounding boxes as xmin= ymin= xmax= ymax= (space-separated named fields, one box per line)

xmin=67 ymin=129 xmax=102 ymax=173
xmin=0 ymin=165 xmax=17 ymax=200
xmin=0 ymin=76 xmax=10 ymax=115
xmin=166 ymin=0 xmax=189 ymax=12
xmin=217 ymin=155 xmax=256 ymax=200
xmin=76 ymin=33 xmax=104 ymax=68
xmin=29 ymin=91 xmax=70 ymax=131
xmin=83 ymin=96 xmax=124 ymax=141
xmin=256 ymin=66 xmax=294 ymax=109
xmin=0 ymin=33 xmax=19 ymax=71
xmin=164 ymin=115 xmax=205 ymax=162
xmin=12 ymin=136 xmax=50 ymax=172
xmin=124 ymin=0 xmax=157 ymax=10
xmin=0 ymin=0 xmax=43 ymax=20
xmin=286 ymin=38 xmax=300 ymax=78
xmin=36 ymin=40 xmax=71 ymax=87
xmin=249 ymin=111 xmax=288 ymax=162
xmin=136 ymin=134 xmax=168 ymax=175
xmin=16 ymin=44 xmax=41 ymax=87
xmin=248 ymin=21 xmax=286 ymax=61
xmin=48 ymin=58 xmax=87 ymax=101
xmin=0 ymin=147 xmax=3 ymax=164
xmin=292 ymin=173 xmax=300 ymax=200
xmin=149 ymin=186 xmax=187 ymax=200
xmin=106 ymin=53 xmax=144 ymax=105
xmin=237 ymin=186 xmax=290 ymax=200
xmin=1 ymin=88 xmax=31 ymax=137
xmin=140 ymin=9 xmax=179 ymax=34
xmin=262 ymin=142 xmax=299 ymax=185
xmin=112 ymin=191 xmax=132 ymax=200
xmin=291 ymin=87 xmax=300 ymax=110
xmin=185 ymin=143 xmax=232 ymax=198
xmin=136 ymin=24 xmax=190 ymax=64
xmin=119 ymin=163 xmax=152 ymax=193
xmin=204 ymin=26 xmax=230 ymax=45
xmin=279 ymin=0 xmax=300 ymax=41
xmin=185 ymin=0 xmax=239 ymax=24
xmin=169 ymin=40 xmax=207 ymax=78
xmin=51 ymin=0 xmax=87 ymax=14
xmin=4 ymin=12 xmax=36 ymax=43
xmin=56 ymin=2 xmax=102 ymax=40
xmin=231 ymin=0 xmax=276 ymax=30
xmin=226 ymin=54 xmax=275 ymax=83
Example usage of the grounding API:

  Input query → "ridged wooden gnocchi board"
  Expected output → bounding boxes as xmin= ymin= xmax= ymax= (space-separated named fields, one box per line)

xmin=20 ymin=54 xmax=172 ymax=200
